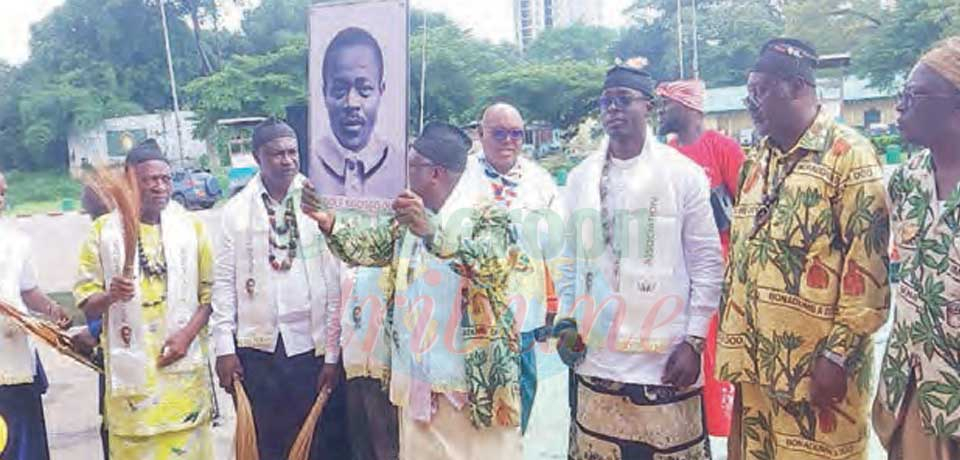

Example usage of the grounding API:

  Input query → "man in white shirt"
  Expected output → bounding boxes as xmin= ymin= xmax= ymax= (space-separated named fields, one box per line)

xmin=212 ymin=119 xmax=347 ymax=459
xmin=556 ymin=63 xmax=724 ymax=459
xmin=451 ymin=103 xmax=566 ymax=457
xmin=0 ymin=169 xmax=71 ymax=460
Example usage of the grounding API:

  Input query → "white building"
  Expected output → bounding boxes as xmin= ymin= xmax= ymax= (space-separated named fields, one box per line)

xmin=67 ymin=111 xmax=208 ymax=175
xmin=514 ymin=0 xmax=605 ymax=49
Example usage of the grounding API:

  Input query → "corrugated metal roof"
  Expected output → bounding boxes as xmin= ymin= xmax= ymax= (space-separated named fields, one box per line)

xmin=704 ymin=77 xmax=896 ymax=114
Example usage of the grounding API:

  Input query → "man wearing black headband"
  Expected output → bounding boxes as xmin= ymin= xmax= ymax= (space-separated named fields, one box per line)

xmin=75 ymin=138 xmax=218 ymax=458
xmin=212 ymin=119 xmax=350 ymax=459
xmin=717 ymin=38 xmax=889 ymax=460
xmin=302 ymin=122 xmax=529 ymax=460
xmin=556 ymin=63 xmax=723 ymax=459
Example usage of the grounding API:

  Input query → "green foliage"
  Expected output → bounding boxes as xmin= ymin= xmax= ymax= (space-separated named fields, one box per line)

xmin=855 ymin=0 xmax=960 ymax=90
xmin=239 ymin=0 xmax=313 ymax=55
xmin=622 ymin=0 xmax=783 ymax=86
xmin=410 ymin=21 xmax=522 ymax=128
xmin=4 ymin=0 xmax=956 ymax=180
xmin=185 ymin=39 xmax=308 ymax=137
xmin=2 ymin=170 xmax=83 ymax=211
xmin=1 ymin=0 xmax=204 ymax=170
xmin=477 ymin=62 xmax=605 ymax=129
xmin=525 ymin=25 xmax=617 ymax=64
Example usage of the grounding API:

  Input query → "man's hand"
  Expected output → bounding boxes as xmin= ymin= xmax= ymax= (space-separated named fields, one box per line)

xmin=317 ymin=363 xmax=341 ymax=396
xmin=50 ymin=305 xmax=72 ymax=330
xmin=108 ymin=276 xmax=136 ymax=304
xmin=662 ymin=342 xmax=701 ymax=388
xmin=216 ymin=354 xmax=244 ymax=394
xmin=554 ymin=319 xmax=587 ymax=368
xmin=810 ymin=356 xmax=847 ymax=408
xmin=393 ymin=190 xmax=433 ymax=238
xmin=70 ymin=327 xmax=98 ymax=356
xmin=157 ymin=329 xmax=194 ymax=368
xmin=301 ymin=182 xmax=335 ymax=233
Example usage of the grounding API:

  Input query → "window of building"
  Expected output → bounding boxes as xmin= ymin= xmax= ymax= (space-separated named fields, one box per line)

xmin=864 ymin=108 xmax=881 ymax=127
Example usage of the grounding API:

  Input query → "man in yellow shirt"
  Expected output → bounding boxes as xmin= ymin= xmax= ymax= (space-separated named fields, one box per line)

xmin=717 ymin=38 xmax=890 ymax=460
xmin=74 ymin=139 xmax=215 ymax=459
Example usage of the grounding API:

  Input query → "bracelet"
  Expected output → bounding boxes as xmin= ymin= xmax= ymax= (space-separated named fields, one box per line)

xmin=821 ymin=349 xmax=847 ymax=368
xmin=684 ymin=336 xmax=706 ymax=354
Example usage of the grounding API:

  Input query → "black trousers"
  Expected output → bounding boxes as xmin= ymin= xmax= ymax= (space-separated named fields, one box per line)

xmin=0 ymin=359 xmax=50 ymax=460
xmin=238 ymin=338 xmax=351 ymax=460
xmin=346 ymin=377 xmax=398 ymax=460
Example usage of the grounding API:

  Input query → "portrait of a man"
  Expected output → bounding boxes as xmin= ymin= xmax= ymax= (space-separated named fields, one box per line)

xmin=309 ymin=26 xmax=404 ymax=201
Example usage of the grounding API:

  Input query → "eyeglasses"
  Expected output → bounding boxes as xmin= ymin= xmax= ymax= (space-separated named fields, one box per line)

xmin=490 ymin=128 xmax=524 ymax=142
xmin=598 ymin=94 xmax=650 ymax=111
xmin=408 ymin=159 xmax=437 ymax=169
xmin=897 ymin=90 xmax=960 ymax=108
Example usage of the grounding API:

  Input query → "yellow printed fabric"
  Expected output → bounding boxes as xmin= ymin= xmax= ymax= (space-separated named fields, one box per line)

xmin=717 ymin=111 xmax=890 ymax=459
xmin=877 ymin=150 xmax=960 ymax=440
xmin=74 ymin=217 xmax=214 ymax=458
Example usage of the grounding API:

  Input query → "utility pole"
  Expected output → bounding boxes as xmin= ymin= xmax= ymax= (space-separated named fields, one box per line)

xmin=676 ymin=0 xmax=685 ymax=78
xmin=691 ymin=0 xmax=700 ymax=80
xmin=418 ymin=11 xmax=428 ymax=133
xmin=158 ymin=0 xmax=185 ymax=164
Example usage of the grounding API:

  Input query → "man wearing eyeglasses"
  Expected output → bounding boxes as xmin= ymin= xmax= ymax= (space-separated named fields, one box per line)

xmin=874 ymin=37 xmax=960 ymax=460
xmin=302 ymin=122 xmax=529 ymax=460
xmin=716 ymin=38 xmax=889 ymax=460
xmin=451 ymin=103 xmax=566 ymax=457
xmin=555 ymin=61 xmax=724 ymax=459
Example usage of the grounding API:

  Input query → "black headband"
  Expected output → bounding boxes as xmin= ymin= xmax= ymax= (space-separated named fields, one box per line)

xmin=752 ymin=39 xmax=819 ymax=84
xmin=125 ymin=139 xmax=167 ymax=166
xmin=412 ymin=122 xmax=471 ymax=173
xmin=252 ymin=118 xmax=297 ymax=153
xmin=603 ymin=65 xmax=656 ymax=98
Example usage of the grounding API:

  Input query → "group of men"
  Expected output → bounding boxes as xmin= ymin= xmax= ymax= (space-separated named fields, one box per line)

xmin=1 ymin=34 xmax=960 ymax=460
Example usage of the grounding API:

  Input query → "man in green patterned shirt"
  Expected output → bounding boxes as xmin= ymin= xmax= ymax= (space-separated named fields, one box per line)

xmin=303 ymin=122 xmax=529 ymax=460
xmin=874 ymin=37 xmax=960 ymax=460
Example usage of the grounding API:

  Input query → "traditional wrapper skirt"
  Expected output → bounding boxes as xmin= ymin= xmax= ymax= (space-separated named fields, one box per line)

xmin=569 ymin=374 xmax=710 ymax=460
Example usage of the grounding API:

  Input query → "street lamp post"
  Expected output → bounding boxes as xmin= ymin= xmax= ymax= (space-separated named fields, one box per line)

xmin=158 ymin=0 xmax=185 ymax=164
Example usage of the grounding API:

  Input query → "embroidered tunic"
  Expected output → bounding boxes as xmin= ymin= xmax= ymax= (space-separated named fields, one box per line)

xmin=75 ymin=217 xmax=214 ymax=441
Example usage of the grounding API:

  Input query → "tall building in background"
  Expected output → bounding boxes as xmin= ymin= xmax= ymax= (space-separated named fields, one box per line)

xmin=514 ymin=0 xmax=605 ymax=49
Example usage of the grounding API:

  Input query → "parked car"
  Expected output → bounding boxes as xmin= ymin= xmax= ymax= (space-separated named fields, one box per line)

xmin=227 ymin=165 xmax=258 ymax=197
xmin=172 ymin=168 xmax=222 ymax=210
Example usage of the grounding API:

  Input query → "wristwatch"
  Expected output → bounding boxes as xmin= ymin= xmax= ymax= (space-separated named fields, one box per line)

xmin=820 ymin=349 xmax=847 ymax=368
xmin=684 ymin=336 xmax=706 ymax=354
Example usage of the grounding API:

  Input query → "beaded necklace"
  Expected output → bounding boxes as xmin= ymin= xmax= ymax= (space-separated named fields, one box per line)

xmin=261 ymin=193 xmax=299 ymax=272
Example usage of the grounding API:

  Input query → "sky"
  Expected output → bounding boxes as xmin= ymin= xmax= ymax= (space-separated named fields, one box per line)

xmin=0 ymin=0 xmax=633 ymax=65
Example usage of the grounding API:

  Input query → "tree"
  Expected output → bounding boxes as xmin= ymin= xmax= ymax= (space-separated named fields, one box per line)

xmin=622 ymin=0 xmax=783 ymax=87
xmin=0 ymin=0 xmax=203 ymax=169
xmin=160 ymin=0 xmax=235 ymax=75
xmin=239 ymin=0 xmax=313 ymax=55
xmin=855 ymin=0 xmax=960 ymax=89
xmin=410 ymin=17 xmax=522 ymax=129
xmin=525 ymin=24 xmax=618 ymax=64
xmin=478 ymin=62 xmax=606 ymax=129
xmin=184 ymin=39 xmax=308 ymax=137
xmin=783 ymin=0 xmax=880 ymax=55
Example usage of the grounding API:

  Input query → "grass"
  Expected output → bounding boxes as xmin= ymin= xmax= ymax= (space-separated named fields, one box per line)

xmin=4 ymin=170 xmax=83 ymax=215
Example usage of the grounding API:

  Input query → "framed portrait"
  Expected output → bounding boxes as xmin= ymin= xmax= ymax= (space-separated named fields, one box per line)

xmin=307 ymin=0 xmax=409 ymax=212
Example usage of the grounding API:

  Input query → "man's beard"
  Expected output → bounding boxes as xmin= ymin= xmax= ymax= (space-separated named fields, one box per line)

xmin=658 ymin=118 xmax=680 ymax=136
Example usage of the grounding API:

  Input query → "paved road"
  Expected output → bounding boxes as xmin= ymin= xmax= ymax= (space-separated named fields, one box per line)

xmin=13 ymin=209 xmax=890 ymax=459
xmin=14 ymin=209 xmax=235 ymax=459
